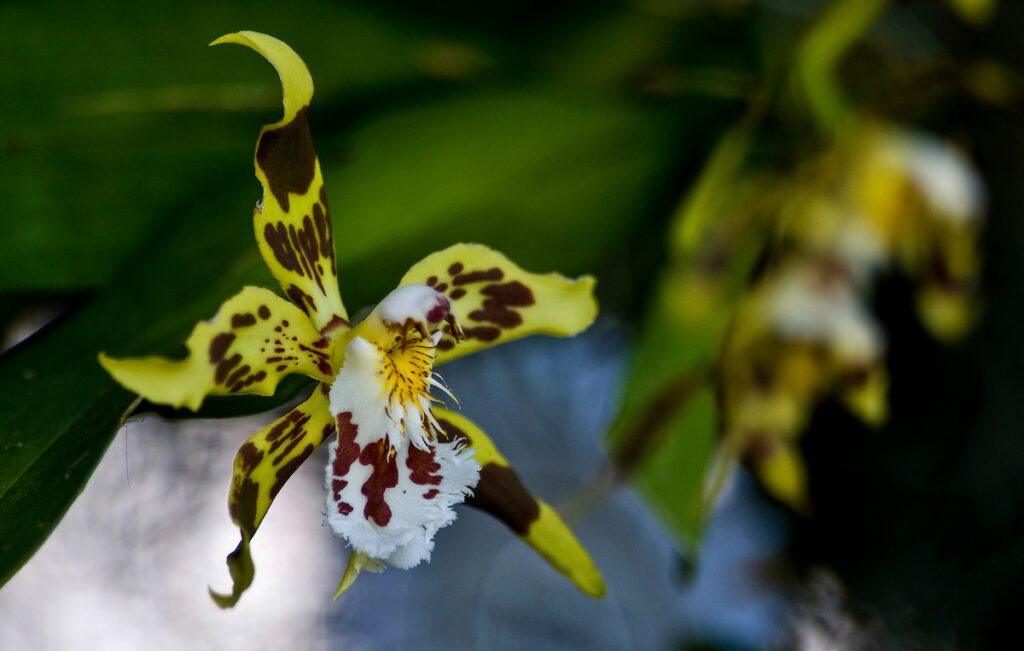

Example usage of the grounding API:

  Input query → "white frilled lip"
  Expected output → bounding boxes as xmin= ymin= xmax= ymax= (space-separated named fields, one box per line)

xmin=321 ymin=285 xmax=480 ymax=569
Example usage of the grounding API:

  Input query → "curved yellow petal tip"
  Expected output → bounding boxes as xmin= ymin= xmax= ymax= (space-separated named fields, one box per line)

xmin=332 ymin=558 xmax=360 ymax=601
xmin=758 ymin=446 xmax=811 ymax=515
xmin=207 ymin=535 xmax=254 ymax=609
xmin=526 ymin=503 xmax=607 ymax=598
xmin=210 ymin=31 xmax=313 ymax=123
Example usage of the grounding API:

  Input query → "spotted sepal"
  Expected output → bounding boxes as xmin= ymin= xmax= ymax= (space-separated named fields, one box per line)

xmin=398 ymin=244 xmax=598 ymax=365
xmin=211 ymin=385 xmax=336 ymax=608
xmin=211 ymin=32 xmax=349 ymax=336
xmin=434 ymin=408 xmax=606 ymax=598
xmin=99 ymin=287 xmax=334 ymax=411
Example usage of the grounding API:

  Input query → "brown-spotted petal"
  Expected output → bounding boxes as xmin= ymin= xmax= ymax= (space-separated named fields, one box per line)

xmin=211 ymin=384 xmax=336 ymax=607
xmin=99 ymin=286 xmax=334 ymax=411
xmin=398 ymin=243 xmax=598 ymax=365
xmin=211 ymin=31 xmax=349 ymax=336
xmin=434 ymin=408 xmax=606 ymax=598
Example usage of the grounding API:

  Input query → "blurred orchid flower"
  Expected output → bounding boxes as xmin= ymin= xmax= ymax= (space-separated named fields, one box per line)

xmin=99 ymin=32 xmax=604 ymax=607
xmin=715 ymin=120 xmax=984 ymax=509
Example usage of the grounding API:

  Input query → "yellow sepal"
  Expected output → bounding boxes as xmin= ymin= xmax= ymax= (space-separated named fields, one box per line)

xmin=333 ymin=553 xmax=363 ymax=601
xmin=332 ymin=551 xmax=385 ymax=601
xmin=756 ymin=443 xmax=810 ymax=514
xmin=841 ymin=365 xmax=889 ymax=426
xmin=99 ymin=286 xmax=334 ymax=411
xmin=212 ymin=386 xmax=336 ymax=607
xmin=435 ymin=408 xmax=606 ymax=598
xmin=212 ymin=32 xmax=349 ymax=335
xmin=210 ymin=31 xmax=312 ymax=126
xmin=399 ymin=243 xmax=598 ymax=365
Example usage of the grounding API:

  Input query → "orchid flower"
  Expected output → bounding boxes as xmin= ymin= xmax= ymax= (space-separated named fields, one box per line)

xmin=713 ymin=121 xmax=983 ymax=510
xmin=99 ymin=32 xmax=604 ymax=607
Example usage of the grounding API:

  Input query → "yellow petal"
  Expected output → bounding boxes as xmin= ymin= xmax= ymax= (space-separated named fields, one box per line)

xmin=399 ymin=243 xmax=598 ymax=365
xmin=99 ymin=286 xmax=333 ymax=411
xmin=750 ymin=440 xmax=810 ymax=514
xmin=840 ymin=365 xmax=889 ymax=426
xmin=916 ymin=285 xmax=978 ymax=343
xmin=212 ymin=32 xmax=349 ymax=336
xmin=332 ymin=551 xmax=385 ymax=601
xmin=434 ymin=408 xmax=606 ymax=598
xmin=211 ymin=386 xmax=336 ymax=608
xmin=333 ymin=552 xmax=364 ymax=601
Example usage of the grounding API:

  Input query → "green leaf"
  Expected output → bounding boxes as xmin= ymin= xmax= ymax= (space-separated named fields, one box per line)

xmin=606 ymin=110 xmax=774 ymax=548
xmin=632 ymin=387 xmax=717 ymax=544
xmin=606 ymin=286 xmax=725 ymax=548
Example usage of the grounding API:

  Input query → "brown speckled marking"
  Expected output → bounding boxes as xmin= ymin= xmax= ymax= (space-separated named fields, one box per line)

xmin=321 ymin=314 xmax=349 ymax=336
xmin=229 ymin=369 xmax=267 ymax=393
xmin=287 ymin=285 xmax=316 ymax=313
xmin=469 ymin=281 xmax=534 ymax=328
xmin=231 ymin=313 xmax=257 ymax=328
xmin=313 ymin=204 xmax=335 ymax=276
xmin=258 ymin=305 xmax=271 ymax=320
xmin=209 ymin=333 xmax=235 ymax=364
xmin=226 ymin=364 xmax=251 ymax=388
xmin=269 ymin=415 xmax=335 ymax=501
xmin=361 ymin=438 xmax=399 ymax=527
xmin=331 ymin=412 xmax=361 ymax=513
xmin=407 ymin=446 xmax=442 ymax=486
xmin=215 ymin=354 xmax=242 ymax=384
xmin=453 ymin=267 xmax=504 ymax=286
xmin=230 ymin=477 xmax=260 ymax=536
xmin=256 ymin=106 xmax=316 ymax=212
xmin=462 ymin=325 xmax=501 ymax=342
xmin=264 ymin=222 xmax=300 ymax=275
xmin=265 ymin=409 xmax=312 ymax=464
xmin=270 ymin=444 xmax=315 ymax=499
xmin=265 ymin=214 xmax=333 ymax=296
xmin=466 ymin=463 xmax=541 ymax=536
xmin=238 ymin=442 xmax=264 ymax=471
xmin=429 ymin=264 xmax=538 ymax=348
xmin=295 ymin=339 xmax=333 ymax=377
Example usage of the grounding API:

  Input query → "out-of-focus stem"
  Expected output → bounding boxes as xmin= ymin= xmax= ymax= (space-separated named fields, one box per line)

xmin=795 ymin=0 xmax=891 ymax=132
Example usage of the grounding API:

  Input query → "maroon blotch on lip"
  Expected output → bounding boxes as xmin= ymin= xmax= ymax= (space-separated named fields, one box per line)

xmin=360 ymin=439 xmax=399 ymax=527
